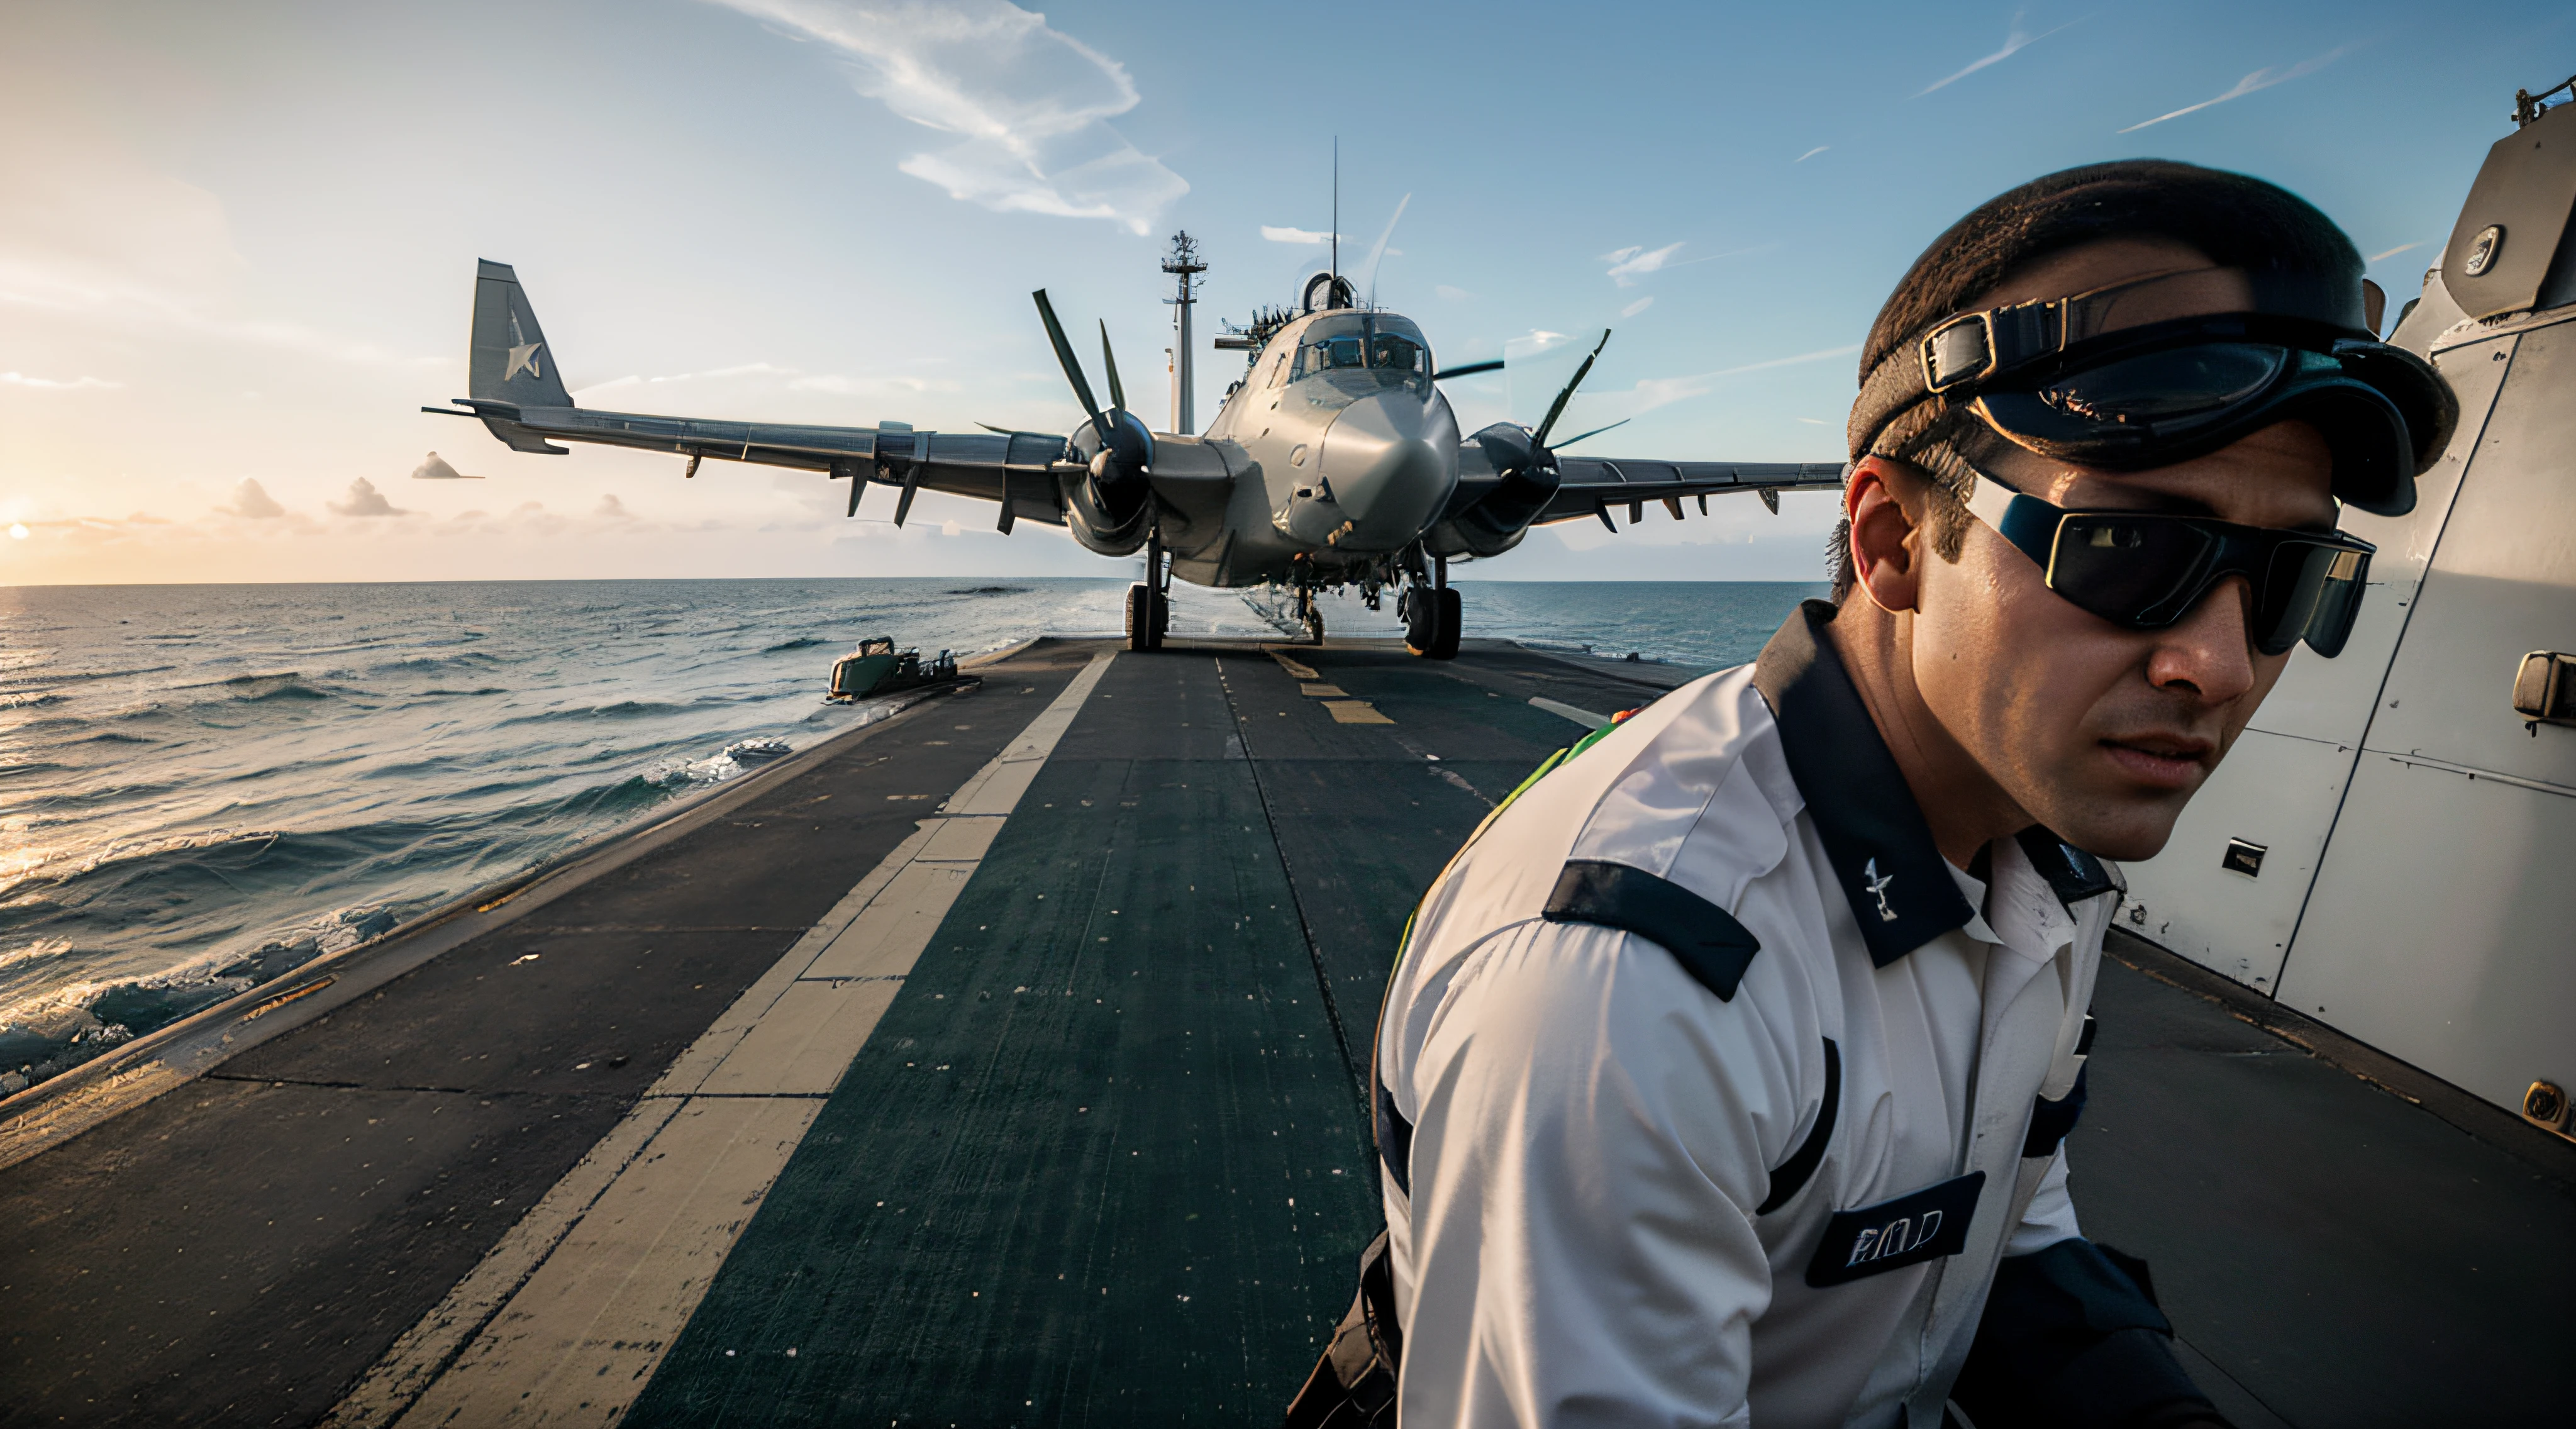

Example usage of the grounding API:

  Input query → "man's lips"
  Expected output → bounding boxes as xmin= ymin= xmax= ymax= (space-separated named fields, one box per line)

xmin=2099 ymin=732 xmax=2215 ymax=789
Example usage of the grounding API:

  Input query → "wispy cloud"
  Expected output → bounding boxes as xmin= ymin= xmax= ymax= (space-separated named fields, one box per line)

xmin=2119 ymin=45 xmax=2353 ymax=133
xmin=1919 ymin=10 xmax=2077 ymax=97
xmin=1621 ymin=297 xmax=1655 ymax=318
xmin=1435 ymin=284 xmax=1477 ymax=302
xmin=710 ymin=0 xmax=1187 ymax=235
xmin=1602 ymin=242 xmax=1685 ymax=287
xmin=2368 ymin=242 xmax=2424 ymax=263
xmin=411 ymin=452 xmax=482 ymax=481
xmin=1796 ymin=146 xmax=1829 ymax=163
xmin=1599 ymin=344 xmax=1862 ymax=417
xmin=570 ymin=362 xmax=939 ymax=403
xmin=1599 ymin=242 xmax=1767 ymax=287
xmin=1262 ymin=225 xmax=1341 ymax=246
xmin=328 ymin=478 xmax=408 ymax=518
xmin=0 ymin=371 xmax=119 ymax=391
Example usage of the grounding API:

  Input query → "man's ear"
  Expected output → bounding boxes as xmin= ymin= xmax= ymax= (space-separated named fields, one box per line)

xmin=1844 ymin=456 xmax=1926 ymax=614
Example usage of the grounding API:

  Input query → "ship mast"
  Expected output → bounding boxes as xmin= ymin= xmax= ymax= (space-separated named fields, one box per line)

xmin=1161 ymin=231 xmax=1206 ymax=435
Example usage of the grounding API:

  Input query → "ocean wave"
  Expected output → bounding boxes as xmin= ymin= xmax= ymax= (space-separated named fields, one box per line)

xmin=763 ymin=637 xmax=829 ymax=653
xmin=0 ymin=664 xmax=177 ymax=692
xmin=0 ymin=903 xmax=406 ymax=1094
xmin=499 ymin=699 xmax=692 ymax=726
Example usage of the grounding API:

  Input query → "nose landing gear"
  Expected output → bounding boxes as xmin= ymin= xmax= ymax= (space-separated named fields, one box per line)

xmin=1402 ymin=555 xmax=1461 ymax=660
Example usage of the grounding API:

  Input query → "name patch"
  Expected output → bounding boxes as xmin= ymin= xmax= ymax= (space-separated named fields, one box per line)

xmin=1804 ymin=1170 xmax=1985 ymax=1287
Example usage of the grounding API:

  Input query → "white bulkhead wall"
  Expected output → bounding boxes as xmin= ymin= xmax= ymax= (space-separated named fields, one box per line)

xmin=2121 ymin=267 xmax=2576 ymax=1120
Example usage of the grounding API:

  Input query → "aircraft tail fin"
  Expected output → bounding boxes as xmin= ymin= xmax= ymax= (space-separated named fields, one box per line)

xmin=469 ymin=260 xmax=576 ymax=409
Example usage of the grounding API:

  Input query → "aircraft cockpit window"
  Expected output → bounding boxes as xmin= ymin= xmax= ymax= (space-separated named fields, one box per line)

xmin=1287 ymin=316 xmax=1433 ymax=402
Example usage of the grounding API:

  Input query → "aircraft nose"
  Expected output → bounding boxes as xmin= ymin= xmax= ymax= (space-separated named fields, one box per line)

xmin=1318 ymin=392 xmax=1454 ymax=547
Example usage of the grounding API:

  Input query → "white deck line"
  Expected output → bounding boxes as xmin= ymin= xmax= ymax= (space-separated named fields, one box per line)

xmin=1530 ymin=695 xmax=1612 ymax=730
xmin=325 ymin=651 xmax=1116 ymax=1429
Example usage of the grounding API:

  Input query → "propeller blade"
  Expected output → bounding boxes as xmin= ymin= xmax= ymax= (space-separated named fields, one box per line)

xmin=1363 ymin=192 xmax=1411 ymax=308
xmin=1432 ymin=359 xmax=1504 ymax=381
xmin=1531 ymin=329 xmax=1612 ymax=450
xmin=1031 ymin=290 xmax=1108 ymax=432
xmin=1098 ymin=320 xmax=1127 ymax=414
xmin=1552 ymin=418 xmax=1630 ymax=449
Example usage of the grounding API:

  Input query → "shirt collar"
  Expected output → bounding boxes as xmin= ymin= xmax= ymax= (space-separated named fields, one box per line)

xmin=1752 ymin=600 xmax=1975 ymax=967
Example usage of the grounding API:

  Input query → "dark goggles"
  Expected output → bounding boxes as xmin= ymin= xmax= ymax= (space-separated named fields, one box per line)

xmin=1962 ymin=469 xmax=2376 ymax=657
xmin=1855 ymin=269 xmax=2458 ymax=518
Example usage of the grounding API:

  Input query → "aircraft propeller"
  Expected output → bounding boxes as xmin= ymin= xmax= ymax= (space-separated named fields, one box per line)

xmin=1032 ymin=289 xmax=1154 ymax=538
xmin=1551 ymin=418 xmax=1631 ymax=449
xmin=1031 ymin=289 xmax=1152 ymax=479
xmin=1529 ymin=329 xmax=1612 ymax=453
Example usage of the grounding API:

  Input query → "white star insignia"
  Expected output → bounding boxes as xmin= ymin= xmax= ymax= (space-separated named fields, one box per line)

xmin=506 ymin=342 xmax=545 ymax=381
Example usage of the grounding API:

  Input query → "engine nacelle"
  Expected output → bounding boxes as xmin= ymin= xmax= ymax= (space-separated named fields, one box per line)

xmin=1061 ymin=414 xmax=1157 ymax=555
xmin=1426 ymin=423 xmax=1561 ymax=559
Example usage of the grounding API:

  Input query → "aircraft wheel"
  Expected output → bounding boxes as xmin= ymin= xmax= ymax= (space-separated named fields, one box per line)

xmin=1407 ymin=586 xmax=1462 ymax=660
xmin=1126 ymin=582 xmax=1165 ymax=651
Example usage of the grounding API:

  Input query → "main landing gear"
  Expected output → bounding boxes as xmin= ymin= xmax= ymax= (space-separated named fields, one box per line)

xmin=1294 ymin=586 xmax=1324 ymax=646
xmin=1403 ymin=556 xmax=1460 ymax=660
xmin=1126 ymin=526 xmax=1170 ymax=652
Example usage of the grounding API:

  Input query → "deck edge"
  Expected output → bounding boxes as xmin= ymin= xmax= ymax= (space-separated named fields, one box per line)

xmin=0 ymin=640 xmax=1072 ymax=1170
xmin=2104 ymin=927 xmax=2576 ymax=1185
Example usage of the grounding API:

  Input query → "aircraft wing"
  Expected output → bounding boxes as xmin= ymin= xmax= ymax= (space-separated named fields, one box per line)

xmin=436 ymin=260 xmax=1094 ymax=530
xmin=1537 ymin=457 xmax=1847 ymax=528
xmin=435 ymin=396 xmax=1077 ymax=530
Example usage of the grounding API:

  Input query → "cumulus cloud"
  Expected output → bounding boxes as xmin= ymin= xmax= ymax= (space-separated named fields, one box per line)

xmin=711 ymin=0 xmax=1187 ymax=235
xmin=218 ymin=479 xmax=286 ymax=519
xmin=1261 ymin=225 xmax=1341 ymax=246
xmin=328 ymin=477 xmax=408 ymax=518
xmin=2119 ymin=46 xmax=2355 ymax=132
xmin=595 ymin=493 xmax=631 ymax=519
xmin=0 ymin=371 xmax=119 ymax=391
xmin=410 ymin=452 xmax=481 ymax=481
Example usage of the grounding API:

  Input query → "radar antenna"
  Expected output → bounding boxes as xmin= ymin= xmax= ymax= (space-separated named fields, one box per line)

xmin=2515 ymin=74 xmax=2576 ymax=126
xmin=1162 ymin=231 xmax=1207 ymax=434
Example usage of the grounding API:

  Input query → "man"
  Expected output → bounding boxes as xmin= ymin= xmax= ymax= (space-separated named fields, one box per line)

xmin=1288 ymin=161 xmax=2454 ymax=1427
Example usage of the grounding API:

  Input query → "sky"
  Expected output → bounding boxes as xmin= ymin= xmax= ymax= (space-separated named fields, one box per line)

xmin=0 ymin=0 xmax=2567 ymax=586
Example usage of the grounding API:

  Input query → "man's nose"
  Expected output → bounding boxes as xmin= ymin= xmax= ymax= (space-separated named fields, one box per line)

xmin=2146 ymin=574 xmax=2261 ymax=704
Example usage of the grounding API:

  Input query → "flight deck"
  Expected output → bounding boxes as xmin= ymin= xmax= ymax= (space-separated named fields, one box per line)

xmin=1 ymin=638 xmax=2568 ymax=1428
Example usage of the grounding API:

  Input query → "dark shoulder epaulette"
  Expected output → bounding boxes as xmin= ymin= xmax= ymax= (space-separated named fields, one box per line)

xmin=1543 ymin=859 xmax=1762 ymax=1000
xmin=2014 ymin=828 xmax=2118 ymax=907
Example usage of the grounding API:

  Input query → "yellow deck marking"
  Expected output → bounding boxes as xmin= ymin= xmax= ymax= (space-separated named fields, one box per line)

xmin=1263 ymin=646 xmax=1320 ymax=681
xmin=328 ymin=651 xmax=1118 ymax=1429
xmin=1299 ymin=683 xmax=1346 ymax=697
xmin=1324 ymin=699 xmax=1394 ymax=725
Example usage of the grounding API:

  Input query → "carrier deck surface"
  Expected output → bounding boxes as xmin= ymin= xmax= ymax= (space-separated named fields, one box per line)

xmin=1 ymin=638 xmax=2567 ymax=1428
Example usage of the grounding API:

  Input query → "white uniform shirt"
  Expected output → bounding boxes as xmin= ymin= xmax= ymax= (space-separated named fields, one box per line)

xmin=1376 ymin=602 xmax=2119 ymax=1429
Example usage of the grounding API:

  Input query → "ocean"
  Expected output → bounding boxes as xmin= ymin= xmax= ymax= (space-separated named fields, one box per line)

xmin=0 ymin=577 xmax=1820 ymax=1094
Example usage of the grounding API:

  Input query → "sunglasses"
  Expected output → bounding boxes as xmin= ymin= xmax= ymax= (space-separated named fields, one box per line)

xmin=1960 ymin=469 xmax=2375 ymax=657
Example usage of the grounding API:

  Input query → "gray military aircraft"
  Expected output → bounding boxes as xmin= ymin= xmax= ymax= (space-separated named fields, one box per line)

xmin=425 ymin=259 xmax=1843 ymax=655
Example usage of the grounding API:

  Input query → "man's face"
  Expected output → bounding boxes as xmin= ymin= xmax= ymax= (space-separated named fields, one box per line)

xmin=1906 ymin=240 xmax=2341 ymax=861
